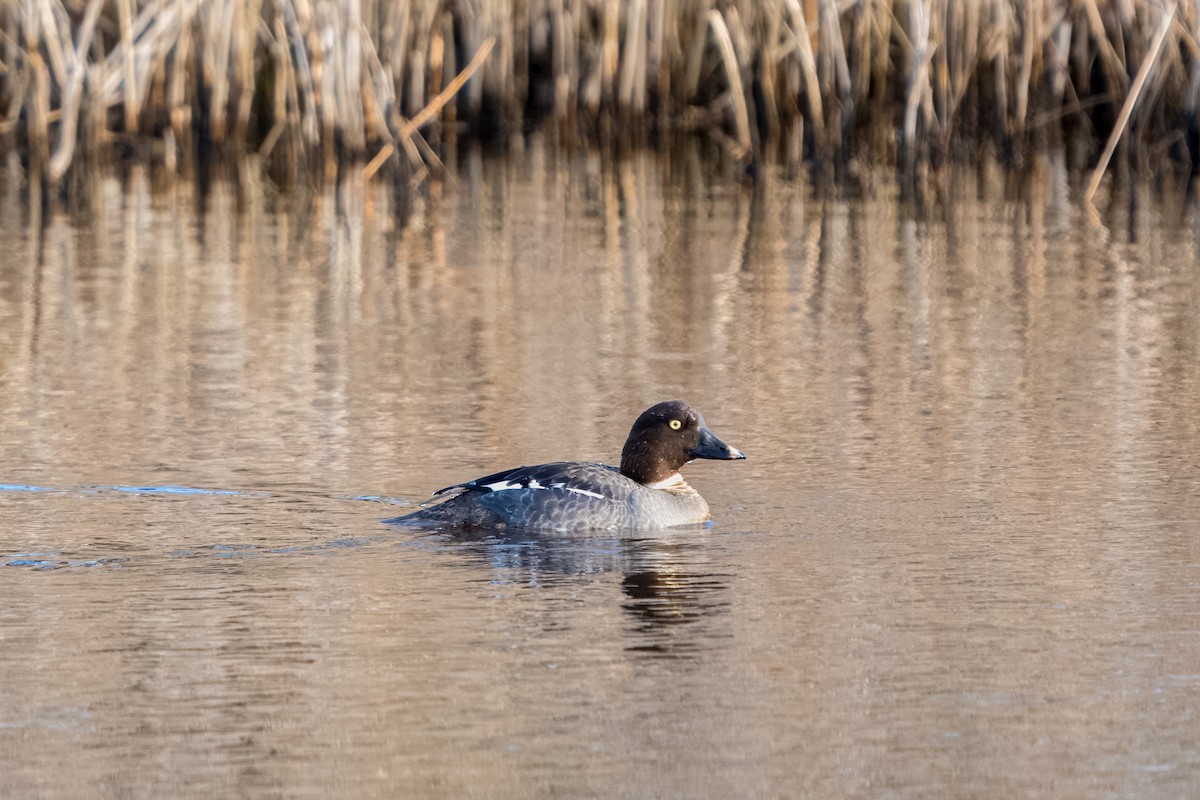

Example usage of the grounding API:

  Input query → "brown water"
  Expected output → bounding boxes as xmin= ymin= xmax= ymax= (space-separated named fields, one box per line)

xmin=2 ymin=144 xmax=1199 ymax=799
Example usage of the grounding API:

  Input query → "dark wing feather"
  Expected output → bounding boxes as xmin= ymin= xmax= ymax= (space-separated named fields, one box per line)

xmin=434 ymin=461 xmax=626 ymax=499
xmin=391 ymin=462 xmax=636 ymax=530
xmin=432 ymin=464 xmax=533 ymax=496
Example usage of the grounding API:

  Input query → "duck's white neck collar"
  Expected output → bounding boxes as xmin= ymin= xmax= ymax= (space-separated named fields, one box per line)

xmin=644 ymin=472 xmax=685 ymax=489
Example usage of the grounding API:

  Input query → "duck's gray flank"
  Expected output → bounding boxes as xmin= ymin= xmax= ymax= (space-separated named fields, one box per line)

xmin=384 ymin=400 xmax=746 ymax=532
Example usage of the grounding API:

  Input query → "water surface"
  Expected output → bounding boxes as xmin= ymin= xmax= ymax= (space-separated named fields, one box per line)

xmin=2 ymin=147 xmax=1199 ymax=798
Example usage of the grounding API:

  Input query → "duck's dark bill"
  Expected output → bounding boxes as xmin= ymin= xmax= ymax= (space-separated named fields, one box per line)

xmin=690 ymin=427 xmax=746 ymax=460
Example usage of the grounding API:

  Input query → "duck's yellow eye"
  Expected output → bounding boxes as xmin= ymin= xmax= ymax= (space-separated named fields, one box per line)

xmin=669 ymin=419 xmax=682 ymax=430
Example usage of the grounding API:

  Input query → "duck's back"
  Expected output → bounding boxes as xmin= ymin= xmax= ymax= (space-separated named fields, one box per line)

xmin=387 ymin=461 xmax=709 ymax=532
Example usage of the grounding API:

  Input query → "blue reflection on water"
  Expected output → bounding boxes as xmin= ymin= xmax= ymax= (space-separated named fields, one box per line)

xmin=3 ymin=552 xmax=128 ymax=570
xmin=107 ymin=485 xmax=244 ymax=496
xmin=1 ymin=482 xmax=407 ymax=505
xmin=0 ymin=483 xmax=248 ymax=496
xmin=1 ymin=482 xmax=406 ymax=569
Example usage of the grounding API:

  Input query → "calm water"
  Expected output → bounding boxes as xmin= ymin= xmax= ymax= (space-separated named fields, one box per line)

xmin=2 ymin=145 xmax=1199 ymax=799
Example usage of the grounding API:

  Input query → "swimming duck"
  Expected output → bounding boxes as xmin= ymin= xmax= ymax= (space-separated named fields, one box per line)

xmin=384 ymin=400 xmax=745 ymax=532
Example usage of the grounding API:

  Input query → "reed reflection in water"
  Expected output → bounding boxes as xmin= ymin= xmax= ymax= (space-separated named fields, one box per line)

xmin=1 ymin=142 xmax=1199 ymax=798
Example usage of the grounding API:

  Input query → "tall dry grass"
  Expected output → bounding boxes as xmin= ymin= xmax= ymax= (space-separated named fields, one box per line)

xmin=1 ymin=0 xmax=1197 ymax=189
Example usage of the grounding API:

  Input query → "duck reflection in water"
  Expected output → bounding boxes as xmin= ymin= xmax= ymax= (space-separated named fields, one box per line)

xmin=426 ymin=528 xmax=730 ymax=658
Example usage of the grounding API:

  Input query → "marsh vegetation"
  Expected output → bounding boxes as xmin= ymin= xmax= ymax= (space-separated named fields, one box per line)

xmin=1 ymin=0 xmax=1196 ymax=196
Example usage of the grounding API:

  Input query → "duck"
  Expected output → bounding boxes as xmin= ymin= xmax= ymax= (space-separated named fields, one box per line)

xmin=383 ymin=400 xmax=745 ymax=532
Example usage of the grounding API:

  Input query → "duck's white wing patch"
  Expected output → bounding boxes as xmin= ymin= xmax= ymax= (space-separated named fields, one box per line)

xmin=561 ymin=485 xmax=604 ymax=499
xmin=436 ymin=462 xmax=629 ymax=502
xmin=485 ymin=479 xmax=605 ymax=499
xmin=482 ymin=477 xmax=551 ymax=492
xmin=548 ymin=481 xmax=606 ymax=499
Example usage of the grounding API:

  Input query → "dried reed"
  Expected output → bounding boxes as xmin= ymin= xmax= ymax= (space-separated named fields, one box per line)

xmin=1 ymin=0 xmax=1197 ymax=190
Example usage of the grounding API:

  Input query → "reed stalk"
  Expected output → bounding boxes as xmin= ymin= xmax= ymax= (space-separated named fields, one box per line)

xmin=1085 ymin=0 xmax=1178 ymax=203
